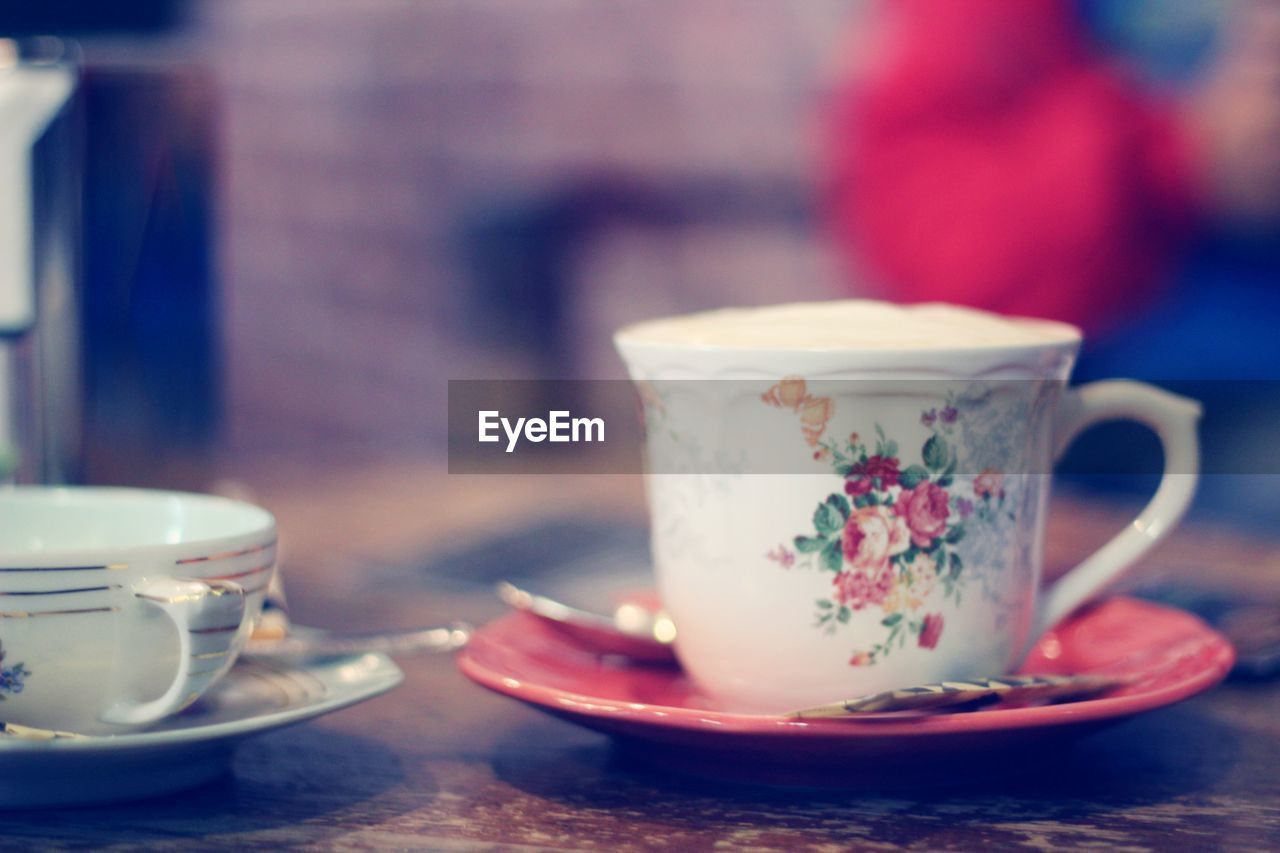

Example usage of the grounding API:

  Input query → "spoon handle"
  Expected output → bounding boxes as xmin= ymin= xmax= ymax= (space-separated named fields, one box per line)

xmin=0 ymin=722 xmax=83 ymax=740
xmin=244 ymin=622 xmax=472 ymax=659
xmin=789 ymin=673 xmax=1128 ymax=718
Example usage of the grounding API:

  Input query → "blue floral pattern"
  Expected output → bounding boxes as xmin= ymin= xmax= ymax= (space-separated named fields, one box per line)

xmin=0 ymin=642 xmax=30 ymax=700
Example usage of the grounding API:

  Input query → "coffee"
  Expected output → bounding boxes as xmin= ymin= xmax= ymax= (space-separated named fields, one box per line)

xmin=616 ymin=300 xmax=1080 ymax=350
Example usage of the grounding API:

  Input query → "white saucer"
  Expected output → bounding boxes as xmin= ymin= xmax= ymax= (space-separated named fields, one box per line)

xmin=0 ymin=650 xmax=404 ymax=808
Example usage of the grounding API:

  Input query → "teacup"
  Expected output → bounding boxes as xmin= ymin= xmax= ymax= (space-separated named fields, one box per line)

xmin=0 ymin=486 xmax=276 ymax=733
xmin=615 ymin=301 xmax=1200 ymax=712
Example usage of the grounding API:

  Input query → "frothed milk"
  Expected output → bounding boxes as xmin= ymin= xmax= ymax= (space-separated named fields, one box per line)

xmin=616 ymin=300 xmax=1080 ymax=351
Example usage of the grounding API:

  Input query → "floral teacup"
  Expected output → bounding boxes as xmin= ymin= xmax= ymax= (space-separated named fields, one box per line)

xmin=615 ymin=301 xmax=1200 ymax=713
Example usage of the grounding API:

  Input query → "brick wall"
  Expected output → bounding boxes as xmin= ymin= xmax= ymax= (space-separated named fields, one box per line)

xmin=197 ymin=0 xmax=865 ymax=451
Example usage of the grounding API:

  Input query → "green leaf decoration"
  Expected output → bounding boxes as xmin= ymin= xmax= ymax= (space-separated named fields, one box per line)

xmin=936 ymin=455 xmax=957 ymax=487
xmin=949 ymin=551 xmax=963 ymax=577
xmin=883 ymin=439 xmax=899 ymax=458
xmin=881 ymin=613 xmax=903 ymax=627
xmin=835 ymin=463 xmax=853 ymax=477
xmin=899 ymin=465 xmax=929 ymax=489
xmin=923 ymin=434 xmax=949 ymax=471
xmin=821 ymin=539 xmax=843 ymax=573
xmin=826 ymin=493 xmax=851 ymax=521
xmin=837 ymin=607 xmax=851 ymax=624
xmin=794 ymin=535 xmax=825 ymax=554
xmin=853 ymin=495 xmax=870 ymax=509
xmin=816 ymin=599 xmax=833 ymax=609
xmin=945 ymin=525 xmax=966 ymax=544
xmin=814 ymin=500 xmax=843 ymax=536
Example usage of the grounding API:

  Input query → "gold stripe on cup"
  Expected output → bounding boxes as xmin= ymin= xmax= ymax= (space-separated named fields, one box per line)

xmin=0 ymin=585 xmax=121 ymax=596
xmin=0 ymin=563 xmax=127 ymax=573
xmin=200 ymin=562 xmax=274 ymax=582
xmin=0 ymin=606 xmax=119 ymax=618
xmin=137 ymin=591 xmax=207 ymax=605
xmin=175 ymin=540 xmax=276 ymax=566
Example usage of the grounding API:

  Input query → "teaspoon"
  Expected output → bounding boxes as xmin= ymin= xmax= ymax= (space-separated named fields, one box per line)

xmin=496 ymin=581 xmax=678 ymax=663
xmin=495 ymin=583 xmax=1125 ymax=715
xmin=244 ymin=622 xmax=472 ymax=660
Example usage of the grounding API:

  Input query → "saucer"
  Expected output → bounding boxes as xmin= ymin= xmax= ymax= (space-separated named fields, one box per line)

xmin=0 ymin=650 xmax=404 ymax=808
xmin=458 ymin=597 xmax=1233 ymax=785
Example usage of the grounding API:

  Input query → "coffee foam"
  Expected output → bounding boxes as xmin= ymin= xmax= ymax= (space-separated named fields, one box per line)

xmin=616 ymin=301 xmax=1080 ymax=350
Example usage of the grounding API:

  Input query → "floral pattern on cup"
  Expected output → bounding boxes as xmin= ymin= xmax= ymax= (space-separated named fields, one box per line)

xmin=0 ymin=642 xmax=31 ymax=700
xmin=763 ymin=378 xmax=1010 ymax=666
xmin=761 ymin=377 xmax=835 ymax=451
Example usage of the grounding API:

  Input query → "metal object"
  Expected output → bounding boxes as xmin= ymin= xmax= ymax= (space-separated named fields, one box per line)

xmin=495 ymin=587 xmax=1126 ymax=714
xmin=789 ymin=673 xmax=1128 ymax=718
xmin=497 ymin=581 xmax=678 ymax=663
xmin=244 ymin=622 xmax=472 ymax=660
xmin=0 ymin=721 xmax=81 ymax=740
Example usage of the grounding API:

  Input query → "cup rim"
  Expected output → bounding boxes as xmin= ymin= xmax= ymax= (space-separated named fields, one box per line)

xmin=0 ymin=485 xmax=276 ymax=564
xmin=613 ymin=302 xmax=1083 ymax=359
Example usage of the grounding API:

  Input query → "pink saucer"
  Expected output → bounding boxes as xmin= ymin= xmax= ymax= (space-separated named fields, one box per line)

xmin=458 ymin=597 xmax=1234 ymax=783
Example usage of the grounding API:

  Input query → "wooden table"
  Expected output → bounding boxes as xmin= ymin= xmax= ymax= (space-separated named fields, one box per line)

xmin=5 ymin=457 xmax=1279 ymax=850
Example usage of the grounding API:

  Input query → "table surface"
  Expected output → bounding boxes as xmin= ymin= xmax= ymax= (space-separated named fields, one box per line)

xmin=4 ymin=457 xmax=1280 ymax=850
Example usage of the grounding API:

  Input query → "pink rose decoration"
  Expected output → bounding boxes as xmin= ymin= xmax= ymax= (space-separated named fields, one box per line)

xmin=918 ymin=613 xmax=944 ymax=649
xmin=844 ymin=477 xmax=873 ymax=497
xmin=895 ymin=482 xmax=951 ymax=547
xmin=849 ymin=454 xmax=901 ymax=488
xmin=841 ymin=505 xmax=910 ymax=572
xmin=833 ymin=507 xmax=902 ymax=610
xmin=974 ymin=468 xmax=1004 ymax=498
xmin=832 ymin=566 xmax=895 ymax=611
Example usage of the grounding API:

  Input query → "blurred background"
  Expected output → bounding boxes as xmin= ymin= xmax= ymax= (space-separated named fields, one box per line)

xmin=1 ymin=0 xmax=1278 ymax=525
xmin=1 ymin=0 xmax=854 ymax=482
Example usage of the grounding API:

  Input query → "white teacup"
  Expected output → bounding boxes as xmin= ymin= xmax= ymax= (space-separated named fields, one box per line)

xmin=0 ymin=487 xmax=276 ymax=733
xmin=616 ymin=301 xmax=1200 ymax=713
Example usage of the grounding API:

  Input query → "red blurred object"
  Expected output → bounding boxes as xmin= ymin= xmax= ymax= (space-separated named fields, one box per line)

xmin=825 ymin=0 xmax=1207 ymax=335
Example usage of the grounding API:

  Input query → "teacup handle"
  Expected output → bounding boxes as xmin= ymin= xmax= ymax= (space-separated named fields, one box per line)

xmin=101 ymin=577 xmax=247 ymax=726
xmin=1035 ymin=380 xmax=1201 ymax=636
